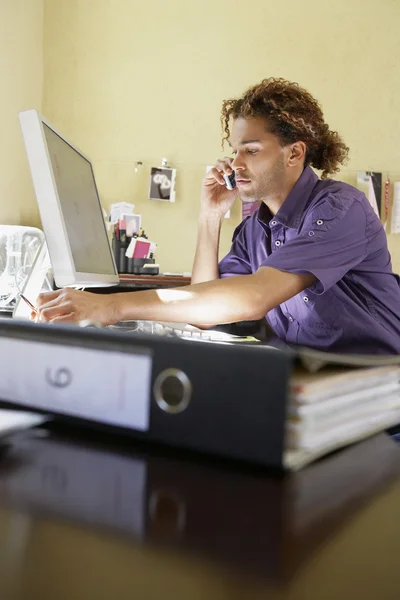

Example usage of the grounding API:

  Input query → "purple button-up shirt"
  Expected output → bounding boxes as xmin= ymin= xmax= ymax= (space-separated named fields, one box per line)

xmin=219 ymin=166 xmax=400 ymax=354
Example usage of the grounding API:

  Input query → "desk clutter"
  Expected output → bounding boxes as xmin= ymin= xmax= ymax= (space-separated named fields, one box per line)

xmin=0 ymin=318 xmax=399 ymax=472
xmin=285 ymin=355 xmax=400 ymax=470
xmin=108 ymin=202 xmax=159 ymax=275
xmin=0 ymin=225 xmax=45 ymax=313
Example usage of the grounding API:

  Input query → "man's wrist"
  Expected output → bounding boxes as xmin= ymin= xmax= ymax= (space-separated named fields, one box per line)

xmin=198 ymin=211 xmax=225 ymax=227
xmin=104 ymin=293 xmax=125 ymax=325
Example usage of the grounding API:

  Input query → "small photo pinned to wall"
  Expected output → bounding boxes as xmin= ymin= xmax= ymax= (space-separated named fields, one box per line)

xmin=148 ymin=167 xmax=176 ymax=202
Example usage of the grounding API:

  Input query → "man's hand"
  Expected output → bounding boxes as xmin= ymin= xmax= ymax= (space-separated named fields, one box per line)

xmin=201 ymin=158 xmax=237 ymax=217
xmin=33 ymin=289 xmax=118 ymax=326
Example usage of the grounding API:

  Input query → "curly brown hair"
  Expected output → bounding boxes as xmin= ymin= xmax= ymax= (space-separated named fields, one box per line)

xmin=221 ymin=78 xmax=349 ymax=179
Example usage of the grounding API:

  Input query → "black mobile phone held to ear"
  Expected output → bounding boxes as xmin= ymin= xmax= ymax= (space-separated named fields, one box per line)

xmin=223 ymin=171 xmax=236 ymax=190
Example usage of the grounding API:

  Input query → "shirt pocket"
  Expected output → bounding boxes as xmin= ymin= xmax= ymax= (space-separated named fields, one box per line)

xmin=283 ymin=287 xmax=343 ymax=330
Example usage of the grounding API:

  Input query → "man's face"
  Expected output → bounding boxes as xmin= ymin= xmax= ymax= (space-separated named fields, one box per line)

xmin=229 ymin=117 xmax=290 ymax=202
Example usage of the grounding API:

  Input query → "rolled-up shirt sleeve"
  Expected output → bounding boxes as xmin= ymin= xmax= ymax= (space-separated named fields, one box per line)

xmin=219 ymin=218 xmax=252 ymax=278
xmin=262 ymin=197 xmax=369 ymax=293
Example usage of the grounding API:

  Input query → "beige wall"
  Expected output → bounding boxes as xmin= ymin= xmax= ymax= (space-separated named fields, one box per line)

xmin=0 ymin=0 xmax=43 ymax=226
xmin=4 ymin=0 xmax=400 ymax=273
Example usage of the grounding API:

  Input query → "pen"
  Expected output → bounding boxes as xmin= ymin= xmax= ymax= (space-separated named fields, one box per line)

xmin=20 ymin=293 xmax=38 ymax=314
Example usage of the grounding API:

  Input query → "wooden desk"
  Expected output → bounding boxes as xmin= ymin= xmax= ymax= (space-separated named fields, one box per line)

xmin=91 ymin=274 xmax=191 ymax=294
xmin=119 ymin=274 xmax=191 ymax=289
xmin=0 ymin=427 xmax=399 ymax=599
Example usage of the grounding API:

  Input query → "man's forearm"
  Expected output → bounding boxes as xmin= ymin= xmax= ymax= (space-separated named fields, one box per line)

xmin=113 ymin=274 xmax=267 ymax=327
xmin=190 ymin=213 xmax=224 ymax=284
xmin=36 ymin=267 xmax=314 ymax=327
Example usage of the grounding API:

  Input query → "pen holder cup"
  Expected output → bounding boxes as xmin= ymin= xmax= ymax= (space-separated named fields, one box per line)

xmin=112 ymin=239 xmax=159 ymax=275
xmin=127 ymin=257 xmax=158 ymax=275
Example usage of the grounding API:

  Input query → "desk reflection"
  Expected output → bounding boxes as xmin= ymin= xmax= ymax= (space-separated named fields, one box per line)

xmin=0 ymin=427 xmax=399 ymax=585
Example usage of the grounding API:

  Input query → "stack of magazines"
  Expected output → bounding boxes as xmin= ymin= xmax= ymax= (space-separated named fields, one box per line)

xmin=284 ymin=349 xmax=400 ymax=470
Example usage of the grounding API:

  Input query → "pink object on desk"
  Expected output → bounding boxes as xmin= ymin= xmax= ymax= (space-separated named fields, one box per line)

xmin=133 ymin=239 xmax=151 ymax=258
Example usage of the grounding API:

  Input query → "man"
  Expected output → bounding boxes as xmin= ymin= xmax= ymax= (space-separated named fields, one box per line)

xmin=35 ymin=78 xmax=400 ymax=354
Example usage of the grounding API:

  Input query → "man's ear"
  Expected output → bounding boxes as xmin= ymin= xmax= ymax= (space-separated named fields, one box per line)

xmin=287 ymin=141 xmax=307 ymax=166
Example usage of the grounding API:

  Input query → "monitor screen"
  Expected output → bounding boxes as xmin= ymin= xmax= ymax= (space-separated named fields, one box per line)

xmin=19 ymin=110 xmax=119 ymax=288
xmin=42 ymin=124 xmax=116 ymax=276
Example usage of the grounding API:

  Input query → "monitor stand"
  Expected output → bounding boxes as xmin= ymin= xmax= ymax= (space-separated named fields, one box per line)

xmin=13 ymin=241 xmax=53 ymax=320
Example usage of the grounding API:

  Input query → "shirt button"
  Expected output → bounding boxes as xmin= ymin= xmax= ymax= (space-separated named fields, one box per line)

xmin=308 ymin=231 xmax=315 ymax=237
xmin=275 ymin=240 xmax=281 ymax=247
xmin=271 ymin=220 xmax=277 ymax=226
xmin=316 ymin=219 xmax=324 ymax=225
xmin=288 ymin=316 xmax=294 ymax=322
xmin=303 ymin=296 xmax=309 ymax=302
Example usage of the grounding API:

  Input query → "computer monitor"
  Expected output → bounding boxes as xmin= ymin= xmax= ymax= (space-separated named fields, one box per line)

xmin=19 ymin=109 xmax=119 ymax=288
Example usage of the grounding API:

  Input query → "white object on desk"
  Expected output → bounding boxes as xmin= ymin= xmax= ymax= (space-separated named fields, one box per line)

xmin=13 ymin=240 xmax=52 ymax=321
xmin=0 ymin=409 xmax=47 ymax=438
xmin=162 ymin=272 xmax=192 ymax=277
xmin=0 ymin=225 xmax=45 ymax=312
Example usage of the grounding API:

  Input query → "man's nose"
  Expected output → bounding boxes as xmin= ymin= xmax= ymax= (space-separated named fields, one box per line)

xmin=231 ymin=153 xmax=245 ymax=170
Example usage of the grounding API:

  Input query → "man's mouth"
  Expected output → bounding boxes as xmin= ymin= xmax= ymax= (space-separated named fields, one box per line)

xmin=236 ymin=178 xmax=251 ymax=186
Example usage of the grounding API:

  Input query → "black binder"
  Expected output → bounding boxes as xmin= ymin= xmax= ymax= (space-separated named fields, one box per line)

xmin=0 ymin=319 xmax=292 ymax=470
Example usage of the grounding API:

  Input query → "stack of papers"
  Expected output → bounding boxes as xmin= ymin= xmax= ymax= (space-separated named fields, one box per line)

xmin=284 ymin=362 xmax=400 ymax=471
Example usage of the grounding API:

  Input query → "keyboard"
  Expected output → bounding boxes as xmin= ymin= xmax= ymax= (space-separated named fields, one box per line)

xmin=107 ymin=320 xmax=258 ymax=343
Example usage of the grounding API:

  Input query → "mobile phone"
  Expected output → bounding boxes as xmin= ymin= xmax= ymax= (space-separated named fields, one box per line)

xmin=223 ymin=171 xmax=236 ymax=190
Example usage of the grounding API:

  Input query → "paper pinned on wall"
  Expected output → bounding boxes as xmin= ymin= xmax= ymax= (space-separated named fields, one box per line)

xmin=357 ymin=172 xmax=382 ymax=221
xmin=383 ymin=178 xmax=390 ymax=231
xmin=390 ymin=182 xmax=400 ymax=234
xmin=148 ymin=167 xmax=176 ymax=203
xmin=368 ymin=174 xmax=380 ymax=218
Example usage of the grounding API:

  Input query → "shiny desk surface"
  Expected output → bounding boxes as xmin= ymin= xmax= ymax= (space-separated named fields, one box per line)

xmin=0 ymin=426 xmax=399 ymax=600
xmin=91 ymin=274 xmax=191 ymax=294
xmin=118 ymin=274 xmax=191 ymax=289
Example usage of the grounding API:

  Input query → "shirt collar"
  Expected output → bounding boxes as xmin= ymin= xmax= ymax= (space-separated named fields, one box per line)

xmin=257 ymin=166 xmax=319 ymax=230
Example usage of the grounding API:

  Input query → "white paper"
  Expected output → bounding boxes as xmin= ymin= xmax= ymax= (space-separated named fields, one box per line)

xmin=0 ymin=338 xmax=152 ymax=431
xmin=357 ymin=171 xmax=370 ymax=185
xmin=0 ymin=409 xmax=47 ymax=437
xmin=109 ymin=202 xmax=135 ymax=224
xmin=125 ymin=214 xmax=141 ymax=236
xmin=368 ymin=175 xmax=380 ymax=218
xmin=390 ymin=182 xmax=400 ymax=234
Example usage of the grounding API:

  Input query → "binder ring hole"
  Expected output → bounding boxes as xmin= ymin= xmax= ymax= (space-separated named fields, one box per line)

xmin=154 ymin=368 xmax=192 ymax=414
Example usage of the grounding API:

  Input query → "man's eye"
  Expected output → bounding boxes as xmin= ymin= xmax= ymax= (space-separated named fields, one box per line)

xmin=247 ymin=149 xmax=258 ymax=155
xmin=231 ymin=150 xmax=237 ymax=156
